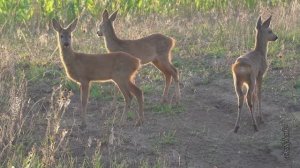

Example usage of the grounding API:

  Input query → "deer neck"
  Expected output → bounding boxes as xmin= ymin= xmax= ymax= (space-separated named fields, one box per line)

xmin=58 ymin=44 xmax=75 ymax=66
xmin=254 ymin=32 xmax=268 ymax=58
xmin=103 ymin=23 xmax=121 ymax=50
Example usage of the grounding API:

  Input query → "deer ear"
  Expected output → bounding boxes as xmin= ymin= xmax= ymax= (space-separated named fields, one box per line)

xmin=52 ymin=19 xmax=62 ymax=32
xmin=262 ymin=16 xmax=272 ymax=28
xmin=102 ymin=9 xmax=109 ymax=20
xmin=109 ymin=10 xmax=118 ymax=21
xmin=256 ymin=16 xmax=262 ymax=30
xmin=66 ymin=18 xmax=78 ymax=32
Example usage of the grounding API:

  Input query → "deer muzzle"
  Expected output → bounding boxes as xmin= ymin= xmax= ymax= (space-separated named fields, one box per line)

xmin=63 ymin=42 xmax=70 ymax=47
xmin=97 ymin=31 xmax=103 ymax=36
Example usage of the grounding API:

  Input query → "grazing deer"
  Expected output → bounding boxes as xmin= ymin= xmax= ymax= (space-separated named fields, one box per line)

xmin=232 ymin=16 xmax=278 ymax=133
xmin=97 ymin=10 xmax=180 ymax=104
xmin=52 ymin=18 xmax=144 ymax=128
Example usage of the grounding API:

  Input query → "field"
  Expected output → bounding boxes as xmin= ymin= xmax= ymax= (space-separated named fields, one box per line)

xmin=1 ymin=0 xmax=300 ymax=167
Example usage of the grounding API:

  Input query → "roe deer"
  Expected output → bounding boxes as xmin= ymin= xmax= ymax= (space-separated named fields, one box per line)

xmin=52 ymin=18 xmax=144 ymax=128
xmin=232 ymin=16 xmax=278 ymax=133
xmin=96 ymin=10 xmax=180 ymax=104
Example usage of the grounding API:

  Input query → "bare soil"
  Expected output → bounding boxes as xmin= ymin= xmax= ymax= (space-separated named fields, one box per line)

xmin=31 ymin=70 xmax=300 ymax=168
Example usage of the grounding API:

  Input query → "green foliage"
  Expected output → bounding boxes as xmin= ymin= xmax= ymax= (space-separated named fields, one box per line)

xmin=0 ymin=0 xmax=294 ymax=32
xmin=0 ymin=0 xmax=33 ymax=24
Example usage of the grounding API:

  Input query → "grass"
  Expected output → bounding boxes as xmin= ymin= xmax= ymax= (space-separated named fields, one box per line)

xmin=1 ymin=1 xmax=300 ymax=167
xmin=158 ymin=131 xmax=177 ymax=146
xmin=295 ymin=79 xmax=300 ymax=91
xmin=150 ymin=104 xmax=185 ymax=115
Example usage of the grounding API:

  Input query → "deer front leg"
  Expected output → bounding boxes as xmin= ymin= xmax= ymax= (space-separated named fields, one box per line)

xmin=128 ymin=81 xmax=144 ymax=126
xmin=80 ymin=81 xmax=90 ymax=129
xmin=115 ymin=81 xmax=132 ymax=124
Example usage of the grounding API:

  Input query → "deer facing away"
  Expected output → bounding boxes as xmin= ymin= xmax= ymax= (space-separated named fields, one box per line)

xmin=97 ymin=10 xmax=180 ymax=104
xmin=52 ymin=18 xmax=144 ymax=128
xmin=232 ymin=16 xmax=278 ymax=133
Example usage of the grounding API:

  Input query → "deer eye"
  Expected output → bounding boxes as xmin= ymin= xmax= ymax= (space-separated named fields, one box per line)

xmin=268 ymin=30 xmax=272 ymax=33
xmin=60 ymin=35 xmax=63 ymax=38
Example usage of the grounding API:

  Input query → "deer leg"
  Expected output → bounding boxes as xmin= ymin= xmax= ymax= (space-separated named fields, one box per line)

xmin=128 ymin=80 xmax=144 ymax=126
xmin=256 ymin=76 xmax=263 ymax=123
xmin=152 ymin=60 xmax=172 ymax=103
xmin=246 ymin=81 xmax=258 ymax=132
xmin=115 ymin=81 xmax=133 ymax=123
xmin=80 ymin=81 xmax=90 ymax=129
xmin=111 ymin=86 xmax=120 ymax=110
xmin=234 ymin=81 xmax=244 ymax=133
xmin=169 ymin=63 xmax=181 ymax=104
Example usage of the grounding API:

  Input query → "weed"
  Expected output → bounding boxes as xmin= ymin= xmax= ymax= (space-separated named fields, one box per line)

xmin=158 ymin=131 xmax=177 ymax=146
xmin=153 ymin=158 xmax=167 ymax=168
xmin=126 ymin=111 xmax=135 ymax=121
xmin=61 ymin=78 xmax=79 ymax=92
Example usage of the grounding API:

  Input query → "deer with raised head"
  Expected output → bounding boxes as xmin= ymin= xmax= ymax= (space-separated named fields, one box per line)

xmin=97 ymin=10 xmax=180 ymax=104
xmin=232 ymin=16 xmax=278 ymax=133
xmin=52 ymin=18 xmax=144 ymax=129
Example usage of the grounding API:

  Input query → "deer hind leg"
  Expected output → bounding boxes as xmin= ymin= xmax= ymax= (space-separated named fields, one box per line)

xmin=234 ymin=80 xmax=244 ymax=133
xmin=152 ymin=59 xmax=172 ymax=103
xmin=115 ymin=80 xmax=133 ymax=123
xmin=80 ymin=81 xmax=90 ymax=129
xmin=128 ymin=80 xmax=144 ymax=126
xmin=256 ymin=76 xmax=263 ymax=123
xmin=153 ymin=58 xmax=180 ymax=104
xmin=246 ymin=79 xmax=258 ymax=132
xmin=169 ymin=63 xmax=181 ymax=104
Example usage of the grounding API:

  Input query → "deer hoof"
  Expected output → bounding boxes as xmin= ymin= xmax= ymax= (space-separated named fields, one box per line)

xmin=253 ymin=125 xmax=258 ymax=132
xmin=135 ymin=119 xmax=143 ymax=127
xmin=233 ymin=126 xmax=239 ymax=133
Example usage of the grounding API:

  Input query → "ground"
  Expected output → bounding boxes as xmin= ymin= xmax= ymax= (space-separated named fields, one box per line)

xmin=31 ymin=66 xmax=299 ymax=168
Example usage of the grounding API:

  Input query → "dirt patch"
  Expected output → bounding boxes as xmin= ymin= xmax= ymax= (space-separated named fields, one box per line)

xmin=44 ymin=74 xmax=300 ymax=168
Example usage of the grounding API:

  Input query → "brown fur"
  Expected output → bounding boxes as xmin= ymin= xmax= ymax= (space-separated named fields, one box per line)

xmin=52 ymin=18 xmax=144 ymax=128
xmin=232 ymin=16 xmax=278 ymax=133
xmin=97 ymin=10 xmax=180 ymax=103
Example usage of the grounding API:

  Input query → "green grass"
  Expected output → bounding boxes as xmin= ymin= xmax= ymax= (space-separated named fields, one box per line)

xmin=294 ymin=79 xmax=300 ymax=92
xmin=126 ymin=111 xmax=135 ymax=121
xmin=150 ymin=104 xmax=184 ymax=115
xmin=155 ymin=130 xmax=177 ymax=146
xmin=61 ymin=78 xmax=78 ymax=92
